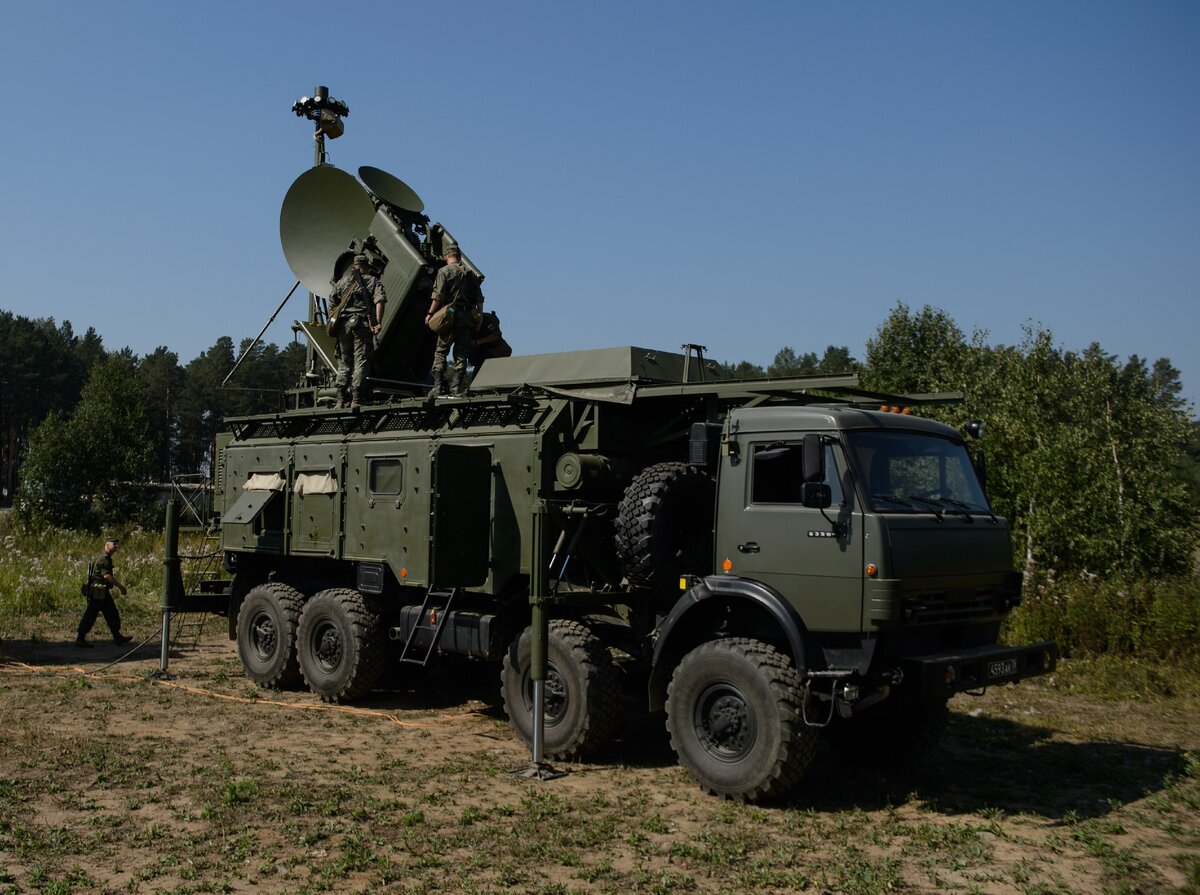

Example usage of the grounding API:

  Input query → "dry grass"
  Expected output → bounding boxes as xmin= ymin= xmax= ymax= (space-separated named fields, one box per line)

xmin=1 ymin=623 xmax=1197 ymax=895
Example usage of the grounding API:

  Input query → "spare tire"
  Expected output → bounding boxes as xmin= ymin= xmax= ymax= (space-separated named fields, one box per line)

xmin=614 ymin=461 xmax=715 ymax=589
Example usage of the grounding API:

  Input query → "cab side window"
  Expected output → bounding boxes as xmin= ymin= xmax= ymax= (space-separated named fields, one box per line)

xmin=751 ymin=443 xmax=844 ymax=505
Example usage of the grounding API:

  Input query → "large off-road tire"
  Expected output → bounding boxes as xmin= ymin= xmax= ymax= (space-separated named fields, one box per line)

xmin=236 ymin=582 xmax=306 ymax=689
xmin=614 ymin=462 xmax=715 ymax=589
xmin=296 ymin=588 xmax=385 ymax=703
xmin=501 ymin=619 xmax=620 ymax=760
xmin=666 ymin=638 xmax=816 ymax=802
xmin=828 ymin=695 xmax=950 ymax=770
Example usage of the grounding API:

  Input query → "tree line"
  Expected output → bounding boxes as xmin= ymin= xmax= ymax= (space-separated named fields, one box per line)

xmin=4 ymin=304 xmax=1198 ymax=585
xmin=1 ymin=309 xmax=303 ymax=530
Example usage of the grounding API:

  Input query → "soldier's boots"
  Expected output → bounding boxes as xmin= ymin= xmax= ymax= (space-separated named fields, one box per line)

xmin=350 ymin=390 xmax=363 ymax=409
xmin=429 ymin=378 xmax=447 ymax=398
xmin=74 ymin=636 xmax=93 ymax=648
xmin=448 ymin=371 xmax=466 ymax=397
xmin=113 ymin=633 xmax=132 ymax=646
xmin=334 ymin=391 xmax=349 ymax=409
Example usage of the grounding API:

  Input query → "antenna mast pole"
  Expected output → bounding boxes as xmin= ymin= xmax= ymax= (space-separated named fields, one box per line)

xmin=291 ymin=85 xmax=350 ymax=389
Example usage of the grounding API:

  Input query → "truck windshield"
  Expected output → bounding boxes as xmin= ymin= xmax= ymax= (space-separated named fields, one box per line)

xmin=844 ymin=431 xmax=989 ymax=514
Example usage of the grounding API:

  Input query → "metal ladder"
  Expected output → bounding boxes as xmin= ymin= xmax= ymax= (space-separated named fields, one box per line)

xmin=169 ymin=523 xmax=223 ymax=652
xmin=398 ymin=587 xmax=457 ymax=666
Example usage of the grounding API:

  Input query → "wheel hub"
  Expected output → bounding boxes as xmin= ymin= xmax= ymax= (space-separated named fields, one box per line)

xmin=695 ymin=684 xmax=757 ymax=762
xmin=251 ymin=613 xmax=278 ymax=660
xmin=313 ymin=622 xmax=343 ymax=673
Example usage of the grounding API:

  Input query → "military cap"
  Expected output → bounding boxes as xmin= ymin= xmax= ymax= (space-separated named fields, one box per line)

xmin=104 ymin=535 xmax=120 ymax=545
xmin=443 ymin=244 xmax=461 ymax=257
xmin=353 ymin=253 xmax=369 ymax=264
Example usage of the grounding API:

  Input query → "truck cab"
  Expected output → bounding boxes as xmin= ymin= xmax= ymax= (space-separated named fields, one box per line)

xmin=715 ymin=405 xmax=1016 ymax=638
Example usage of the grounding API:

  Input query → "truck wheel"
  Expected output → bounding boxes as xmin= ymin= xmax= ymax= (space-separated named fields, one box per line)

xmin=296 ymin=588 xmax=384 ymax=703
xmin=615 ymin=462 xmax=715 ymax=589
xmin=236 ymin=583 xmax=305 ymax=689
xmin=666 ymin=638 xmax=815 ymax=802
xmin=500 ymin=619 xmax=620 ymax=760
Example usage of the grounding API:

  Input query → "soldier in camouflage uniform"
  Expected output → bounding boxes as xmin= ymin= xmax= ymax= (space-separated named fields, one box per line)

xmin=333 ymin=254 xmax=387 ymax=408
xmin=76 ymin=537 xmax=133 ymax=647
xmin=468 ymin=310 xmax=512 ymax=374
xmin=425 ymin=244 xmax=482 ymax=396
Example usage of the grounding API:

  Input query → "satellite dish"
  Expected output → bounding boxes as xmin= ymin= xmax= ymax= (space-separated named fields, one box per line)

xmin=358 ymin=166 xmax=426 ymax=214
xmin=280 ymin=165 xmax=375 ymax=295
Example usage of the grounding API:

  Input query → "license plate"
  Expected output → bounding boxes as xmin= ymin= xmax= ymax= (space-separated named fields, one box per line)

xmin=988 ymin=657 xmax=1018 ymax=679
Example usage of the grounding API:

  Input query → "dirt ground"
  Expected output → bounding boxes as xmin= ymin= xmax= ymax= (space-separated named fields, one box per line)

xmin=1 ymin=626 xmax=1197 ymax=895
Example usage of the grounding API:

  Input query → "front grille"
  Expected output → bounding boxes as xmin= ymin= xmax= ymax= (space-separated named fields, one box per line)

xmin=902 ymin=586 xmax=1003 ymax=624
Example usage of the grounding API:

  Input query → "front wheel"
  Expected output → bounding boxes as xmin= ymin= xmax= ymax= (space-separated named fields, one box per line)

xmin=296 ymin=588 xmax=384 ymax=703
xmin=501 ymin=619 xmax=620 ymax=760
xmin=666 ymin=638 xmax=815 ymax=802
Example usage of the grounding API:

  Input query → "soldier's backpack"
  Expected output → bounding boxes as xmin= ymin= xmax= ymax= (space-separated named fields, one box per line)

xmin=80 ymin=562 xmax=95 ymax=600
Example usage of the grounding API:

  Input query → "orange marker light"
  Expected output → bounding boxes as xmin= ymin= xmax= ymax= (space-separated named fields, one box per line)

xmin=722 ymin=558 xmax=733 ymax=573
xmin=400 ymin=568 xmax=407 ymax=578
xmin=866 ymin=564 xmax=878 ymax=577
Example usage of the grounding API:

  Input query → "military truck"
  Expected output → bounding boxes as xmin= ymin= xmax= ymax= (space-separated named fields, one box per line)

xmin=171 ymin=89 xmax=1055 ymax=802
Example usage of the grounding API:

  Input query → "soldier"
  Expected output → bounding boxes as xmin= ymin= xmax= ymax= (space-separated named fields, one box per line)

xmin=425 ymin=244 xmax=483 ymax=396
xmin=76 ymin=537 xmax=133 ymax=648
xmin=332 ymin=254 xmax=387 ymax=408
xmin=469 ymin=310 xmax=512 ymax=374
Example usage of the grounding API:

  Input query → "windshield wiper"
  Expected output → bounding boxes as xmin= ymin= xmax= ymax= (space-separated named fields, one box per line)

xmin=939 ymin=497 xmax=997 ymax=524
xmin=904 ymin=495 xmax=945 ymax=521
xmin=871 ymin=494 xmax=913 ymax=508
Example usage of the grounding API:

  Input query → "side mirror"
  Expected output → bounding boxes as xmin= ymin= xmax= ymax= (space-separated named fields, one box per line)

xmin=973 ymin=451 xmax=988 ymax=493
xmin=801 ymin=482 xmax=832 ymax=509
xmin=802 ymin=434 xmax=825 ymax=483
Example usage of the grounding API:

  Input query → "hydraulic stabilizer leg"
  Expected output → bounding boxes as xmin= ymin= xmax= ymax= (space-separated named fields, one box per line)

xmin=512 ymin=512 xmax=565 ymax=781
xmin=531 ymin=602 xmax=547 ymax=763
xmin=156 ymin=497 xmax=181 ymax=679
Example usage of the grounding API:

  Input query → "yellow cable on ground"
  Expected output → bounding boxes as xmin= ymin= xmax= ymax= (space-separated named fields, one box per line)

xmin=0 ymin=655 xmax=489 ymax=731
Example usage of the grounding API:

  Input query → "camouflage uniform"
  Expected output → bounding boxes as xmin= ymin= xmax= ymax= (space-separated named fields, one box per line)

xmin=333 ymin=266 xmax=387 ymax=400
xmin=429 ymin=259 xmax=482 ymax=395
xmin=76 ymin=548 xmax=130 ymax=646
xmin=468 ymin=311 xmax=512 ymax=372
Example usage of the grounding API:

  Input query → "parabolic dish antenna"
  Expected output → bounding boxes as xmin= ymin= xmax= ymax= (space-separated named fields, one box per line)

xmin=358 ymin=165 xmax=426 ymax=214
xmin=280 ymin=165 xmax=375 ymax=295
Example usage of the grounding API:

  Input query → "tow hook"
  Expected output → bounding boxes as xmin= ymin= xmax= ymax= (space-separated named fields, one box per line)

xmin=801 ymin=669 xmax=853 ymax=728
xmin=843 ymin=684 xmax=891 ymax=716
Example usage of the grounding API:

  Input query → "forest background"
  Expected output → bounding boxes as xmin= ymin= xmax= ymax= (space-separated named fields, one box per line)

xmin=1 ymin=302 xmax=1197 ymax=663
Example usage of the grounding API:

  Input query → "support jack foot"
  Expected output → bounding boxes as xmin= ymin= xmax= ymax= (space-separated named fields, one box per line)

xmin=511 ymin=761 xmax=567 ymax=781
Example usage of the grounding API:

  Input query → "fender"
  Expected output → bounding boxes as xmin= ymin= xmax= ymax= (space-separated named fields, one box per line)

xmin=647 ymin=575 xmax=812 ymax=711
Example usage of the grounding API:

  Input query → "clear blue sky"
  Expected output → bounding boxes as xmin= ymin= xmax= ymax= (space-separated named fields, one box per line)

xmin=2 ymin=1 xmax=1197 ymax=411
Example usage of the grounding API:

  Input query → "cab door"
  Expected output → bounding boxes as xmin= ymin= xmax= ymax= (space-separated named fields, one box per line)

xmin=714 ymin=434 xmax=863 ymax=632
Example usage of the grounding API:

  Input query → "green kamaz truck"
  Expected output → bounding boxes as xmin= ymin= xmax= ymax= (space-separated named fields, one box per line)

xmin=172 ymin=88 xmax=1055 ymax=802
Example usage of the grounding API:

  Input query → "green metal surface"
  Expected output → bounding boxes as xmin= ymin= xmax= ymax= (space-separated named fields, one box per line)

xmin=359 ymin=166 xmax=425 ymax=213
xmin=280 ymin=165 xmax=374 ymax=296
xmin=715 ymin=427 xmax=864 ymax=632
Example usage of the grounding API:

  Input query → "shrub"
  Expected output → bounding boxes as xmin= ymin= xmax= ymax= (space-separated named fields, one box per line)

xmin=1005 ymin=571 xmax=1200 ymax=659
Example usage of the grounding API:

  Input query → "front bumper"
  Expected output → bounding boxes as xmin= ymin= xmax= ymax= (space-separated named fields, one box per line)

xmin=902 ymin=640 xmax=1058 ymax=697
